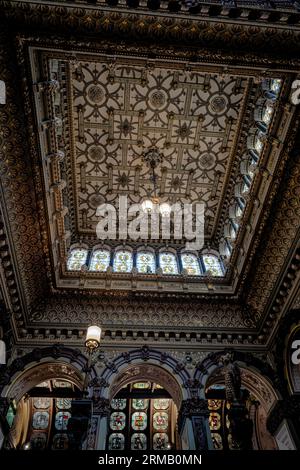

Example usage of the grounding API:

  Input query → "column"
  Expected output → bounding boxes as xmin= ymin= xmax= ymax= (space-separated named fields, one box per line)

xmin=178 ymin=398 xmax=213 ymax=450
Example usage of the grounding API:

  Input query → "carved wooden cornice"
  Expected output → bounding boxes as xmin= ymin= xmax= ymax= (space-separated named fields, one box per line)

xmin=0 ymin=2 xmax=300 ymax=349
xmin=1 ymin=1 xmax=300 ymax=58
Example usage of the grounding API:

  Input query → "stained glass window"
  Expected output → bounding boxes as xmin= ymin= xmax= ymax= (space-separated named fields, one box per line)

xmin=67 ymin=248 xmax=88 ymax=271
xmin=52 ymin=433 xmax=69 ymax=450
xmin=131 ymin=412 xmax=147 ymax=431
xmin=113 ymin=250 xmax=133 ymax=273
xmin=30 ymin=433 xmax=47 ymax=450
xmin=132 ymin=382 xmax=150 ymax=389
xmin=262 ymin=103 xmax=273 ymax=126
xmin=153 ymin=433 xmax=169 ymax=450
xmin=89 ymin=249 xmax=110 ymax=272
xmin=132 ymin=399 xmax=149 ymax=410
xmin=110 ymin=412 xmax=126 ymax=431
xmin=136 ymin=252 xmax=156 ymax=274
xmin=153 ymin=412 xmax=168 ymax=431
xmin=271 ymin=79 xmax=281 ymax=95
xmin=202 ymin=255 xmax=223 ymax=277
xmin=153 ymin=399 xmax=170 ymax=410
xmin=55 ymin=411 xmax=71 ymax=431
xmin=254 ymin=135 xmax=264 ymax=154
xmin=131 ymin=433 xmax=147 ymax=450
xmin=109 ymin=433 xmax=125 ymax=450
xmin=111 ymin=399 xmax=127 ymax=410
xmin=32 ymin=411 xmax=49 ymax=430
xmin=33 ymin=398 xmax=51 ymax=409
xmin=56 ymin=399 xmax=71 ymax=410
xmin=181 ymin=253 xmax=201 ymax=276
xmin=159 ymin=252 xmax=178 ymax=275
xmin=107 ymin=381 xmax=175 ymax=451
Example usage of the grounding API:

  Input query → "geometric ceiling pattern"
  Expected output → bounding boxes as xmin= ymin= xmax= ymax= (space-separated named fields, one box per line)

xmin=60 ymin=57 xmax=248 ymax=238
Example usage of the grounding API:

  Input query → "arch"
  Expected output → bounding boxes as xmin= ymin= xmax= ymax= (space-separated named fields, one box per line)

xmin=110 ymin=364 xmax=182 ymax=409
xmin=96 ymin=347 xmax=191 ymax=409
xmin=0 ymin=346 xmax=92 ymax=402
xmin=195 ymin=350 xmax=280 ymax=450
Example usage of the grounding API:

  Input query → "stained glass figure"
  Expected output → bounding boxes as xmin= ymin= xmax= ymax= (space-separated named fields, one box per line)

xmin=153 ymin=399 xmax=170 ymax=410
xmin=113 ymin=250 xmax=133 ymax=273
xmin=56 ymin=399 xmax=72 ymax=410
xmin=67 ymin=249 xmax=87 ymax=271
xmin=136 ymin=252 xmax=156 ymax=274
xmin=202 ymin=255 xmax=223 ymax=277
xmin=132 ymin=399 xmax=149 ymax=410
xmin=111 ymin=399 xmax=127 ymax=410
xmin=32 ymin=411 xmax=49 ymax=430
xmin=89 ymin=249 xmax=110 ymax=272
xmin=159 ymin=252 xmax=178 ymax=275
xmin=212 ymin=433 xmax=223 ymax=450
xmin=109 ymin=433 xmax=125 ymax=450
xmin=30 ymin=432 xmax=47 ymax=450
xmin=181 ymin=253 xmax=201 ymax=276
xmin=110 ymin=412 xmax=126 ymax=431
xmin=153 ymin=433 xmax=169 ymax=450
xmin=52 ymin=433 xmax=69 ymax=450
xmin=209 ymin=412 xmax=221 ymax=431
xmin=33 ymin=398 xmax=51 ymax=409
xmin=153 ymin=412 xmax=168 ymax=431
xmin=131 ymin=412 xmax=147 ymax=431
xmin=132 ymin=382 xmax=150 ymax=389
xmin=131 ymin=433 xmax=147 ymax=450
xmin=55 ymin=411 xmax=71 ymax=431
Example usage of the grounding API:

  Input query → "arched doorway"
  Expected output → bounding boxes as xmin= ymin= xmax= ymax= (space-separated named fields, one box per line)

xmin=204 ymin=366 xmax=278 ymax=450
xmin=0 ymin=348 xmax=92 ymax=450
xmin=106 ymin=363 xmax=182 ymax=451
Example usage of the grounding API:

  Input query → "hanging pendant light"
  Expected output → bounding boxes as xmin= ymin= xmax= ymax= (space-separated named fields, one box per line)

xmin=141 ymin=147 xmax=172 ymax=216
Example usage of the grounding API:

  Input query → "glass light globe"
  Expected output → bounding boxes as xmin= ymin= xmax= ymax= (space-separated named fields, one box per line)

xmin=85 ymin=325 xmax=102 ymax=349
xmin=141 ymin=198 xmax=154 ymax=214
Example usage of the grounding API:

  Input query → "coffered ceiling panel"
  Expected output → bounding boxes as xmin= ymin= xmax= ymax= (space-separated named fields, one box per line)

xmin=64 ymin=58 xmax=249 ymax=238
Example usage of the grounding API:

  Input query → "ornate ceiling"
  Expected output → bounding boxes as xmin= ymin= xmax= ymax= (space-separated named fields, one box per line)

xmin=0 ymin=0 xmax=300 ymax=350
xmin=63 ymin=57 xmax=248 ymax=238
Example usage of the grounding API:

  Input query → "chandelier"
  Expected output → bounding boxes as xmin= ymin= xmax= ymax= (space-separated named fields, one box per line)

xmin=141 ymin=148 xmax=171 ymax=217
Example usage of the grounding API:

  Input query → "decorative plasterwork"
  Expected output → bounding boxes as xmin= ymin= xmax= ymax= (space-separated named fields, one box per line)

xmin=28 ymin=295 xmax=247 ymax=328
xmin=246 ymin=153 xmax=300 ymax=318
xmin=0 ymin=29 xmax=48 ymax=312
xmin=1 ymin=1 xmax=300 ymax=57
xmin=0 ymin=2 xmax=300 ymax=348
xmin=62 ymin=56 xmax=248 ymax=238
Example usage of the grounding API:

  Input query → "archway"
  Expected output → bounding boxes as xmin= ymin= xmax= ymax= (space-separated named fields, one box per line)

xmin=89 ymin=347 xmax=191 ymax=451
xmin=194 ymin=351 xmax=280 ymax=450
xmin=0 ymin=346 xmax=91 ymax=450
xmin=107 ymin=363 xmax=182 ymax=451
